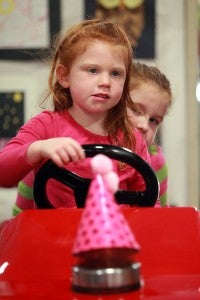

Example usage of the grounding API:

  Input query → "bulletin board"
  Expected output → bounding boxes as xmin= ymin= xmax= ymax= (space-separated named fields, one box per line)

xmin=0 ymin=67 xmax=41 ymax=151
xmin=0 ymin=91 xmax=24 ymax=138
xmin=0 ymin=0 xmax=61 ymax=60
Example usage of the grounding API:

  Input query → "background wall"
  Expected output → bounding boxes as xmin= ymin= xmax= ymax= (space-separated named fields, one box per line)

xmin=0 ymin=0 xmax=199 ymax=220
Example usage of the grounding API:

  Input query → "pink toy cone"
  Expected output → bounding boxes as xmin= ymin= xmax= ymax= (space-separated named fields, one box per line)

xmin=72 ymin=166 xmax=140 ymax=265
xmin=71 ymin=155 xmax=142 ymax=293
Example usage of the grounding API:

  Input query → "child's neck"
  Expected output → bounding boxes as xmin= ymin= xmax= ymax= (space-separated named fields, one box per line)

xmin=68 ymin=108 xmax=108 ymax=136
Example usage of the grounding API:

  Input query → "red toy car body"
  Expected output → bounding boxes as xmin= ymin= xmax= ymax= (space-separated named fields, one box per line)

xmin=0 ymin=206 xmax=199 ymax=299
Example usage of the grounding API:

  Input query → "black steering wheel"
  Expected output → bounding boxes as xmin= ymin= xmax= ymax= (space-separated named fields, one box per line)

xmin=33 ymin=144 xmax=159 ymax=208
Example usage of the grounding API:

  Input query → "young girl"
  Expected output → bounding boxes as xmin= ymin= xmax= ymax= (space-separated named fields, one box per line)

xmin=127 ymin=62 xmax=172 ymax=206
xmin=0 ymin=19 xmax=151 ymax=209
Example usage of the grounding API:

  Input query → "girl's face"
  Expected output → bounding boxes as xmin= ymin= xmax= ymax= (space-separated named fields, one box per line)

xmin=59 ymin=41 xmax=127 ymax=118
xmin=128 ymin=82 xmax=170 ymax=147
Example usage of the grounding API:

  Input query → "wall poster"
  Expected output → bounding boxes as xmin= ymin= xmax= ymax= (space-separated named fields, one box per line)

xmin=84 ymin=0 xmax=155 ymax=59
xmin=0 ymin=0 xmax=60 ymax=60
xmin=0 ymin=91 xmax=24 ymax=149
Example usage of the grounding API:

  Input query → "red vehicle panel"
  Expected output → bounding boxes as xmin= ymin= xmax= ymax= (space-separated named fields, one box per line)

xmin=0 ymin=207 xmax=200 ymax=299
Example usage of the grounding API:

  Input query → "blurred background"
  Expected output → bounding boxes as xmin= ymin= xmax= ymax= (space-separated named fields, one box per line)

xmin=0 ymin=0 xmax=199 ymax=219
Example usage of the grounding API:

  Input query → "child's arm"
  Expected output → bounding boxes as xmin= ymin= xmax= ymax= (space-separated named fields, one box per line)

xmin=12 ymin=172 xmax=35 ymax=216
xmin=149 ymin=144 xmax=168 ymax=207
xmin=125 ymin=130 xmax=151 ymax=192
xmin=0 ymin=137 xmax=85 ymax=188
xmin=0 ymin=112 xmax=85 ymax=187
xmin=26 ymin=137 xmax=85 ymax=167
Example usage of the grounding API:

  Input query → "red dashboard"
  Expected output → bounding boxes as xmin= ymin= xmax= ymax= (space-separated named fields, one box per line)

xmin=0 ymin=207 xmax=199 ymax=299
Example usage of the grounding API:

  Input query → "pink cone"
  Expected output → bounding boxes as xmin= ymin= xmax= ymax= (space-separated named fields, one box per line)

xmin=72 ymin=170 xmax=140 ymax=256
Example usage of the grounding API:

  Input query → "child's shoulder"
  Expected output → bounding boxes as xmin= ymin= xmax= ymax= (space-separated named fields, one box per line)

xmin=131 ymin=129 xmax=151 ymax=164
xmin=30 ymin=109 xmax=67 ymax=122
xmin=149 ymin=143 xmax=166 ymax=169
xmin=133 ymin=128 xmax=145 ymax=141
xmin=148 ymin=143 xmax=163 ymax=156
xmin=133 ymin=129 xmax=148 ymax=150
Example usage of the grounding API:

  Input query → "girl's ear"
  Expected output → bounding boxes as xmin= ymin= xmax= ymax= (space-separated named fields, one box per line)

xmin=56 ymin=64 xmax=69 ymax=88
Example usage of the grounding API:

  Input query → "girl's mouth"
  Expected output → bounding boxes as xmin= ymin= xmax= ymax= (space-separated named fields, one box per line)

xmin=93 ymin=93 xmax=109 ymax=99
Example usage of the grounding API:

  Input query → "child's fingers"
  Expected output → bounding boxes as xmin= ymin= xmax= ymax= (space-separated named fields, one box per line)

xmin=64 ymin=142 xmax=85 ymax=163
xmin=51 ymin=139 xmax=85 ymax=166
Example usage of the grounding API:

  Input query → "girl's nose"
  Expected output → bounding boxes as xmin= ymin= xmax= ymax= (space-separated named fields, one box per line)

xmin=98 ymin=73 xmax=111 ymax=87
xmin=135 ymin=116 xmax=149 ymax=134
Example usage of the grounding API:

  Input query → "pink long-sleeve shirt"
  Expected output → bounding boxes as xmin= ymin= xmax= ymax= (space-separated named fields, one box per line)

xmin=0 ymin=110 xmax=151 ymax=208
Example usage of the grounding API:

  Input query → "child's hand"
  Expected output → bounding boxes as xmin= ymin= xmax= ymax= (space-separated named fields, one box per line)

xmin=26 ymin=137 xmax=85 ymax=167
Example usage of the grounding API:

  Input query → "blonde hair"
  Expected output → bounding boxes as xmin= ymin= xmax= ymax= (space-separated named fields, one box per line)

xmin=130 ymin=61 xmax=172 ymax=108
xmin=42 ymin=19 xmax=136 ymax=149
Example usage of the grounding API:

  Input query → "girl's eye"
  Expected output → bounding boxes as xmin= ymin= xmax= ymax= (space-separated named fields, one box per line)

xmin=111 ymin=70 xmax=121 ymax=77
xmin=88 ymin=68 xmax=98 ymax=74
xmin=149 ymin=117 xmax=159 ymax=125
xmin=130 ymin=107 xmax=143 ymax=116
